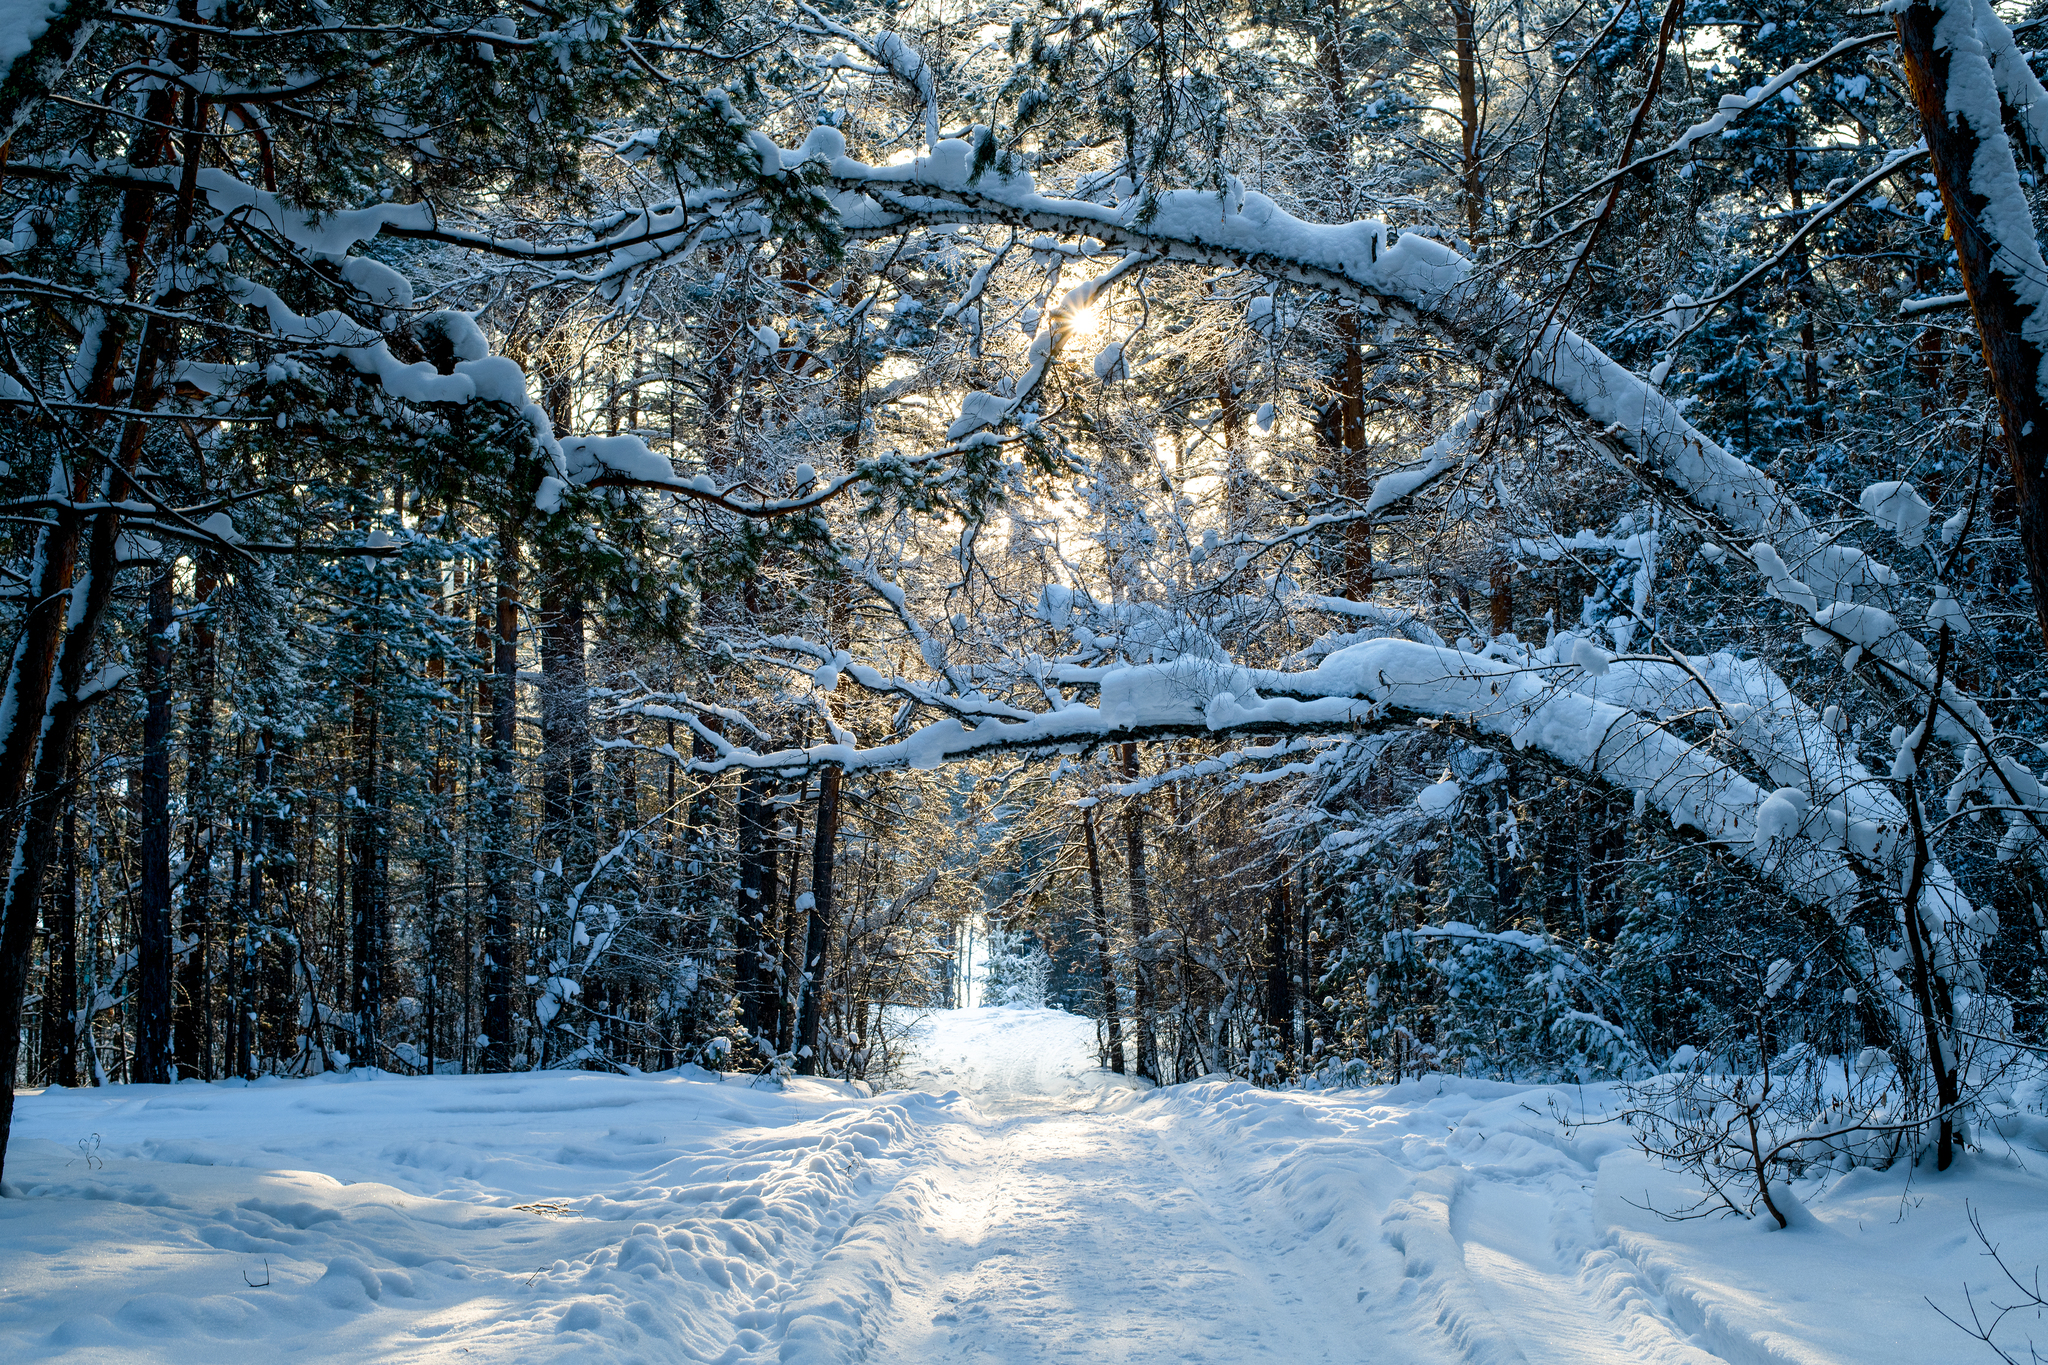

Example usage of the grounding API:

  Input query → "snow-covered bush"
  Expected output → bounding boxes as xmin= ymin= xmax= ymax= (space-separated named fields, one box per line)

xmin=981 ymin=924 xmax=1052 ymax=1009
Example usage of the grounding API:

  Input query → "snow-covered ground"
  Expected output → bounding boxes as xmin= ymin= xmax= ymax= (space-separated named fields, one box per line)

xmin=6 ymin=1009 xmax=2048 ymax=1363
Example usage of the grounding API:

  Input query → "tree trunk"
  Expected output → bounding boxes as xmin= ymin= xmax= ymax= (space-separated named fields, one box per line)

xmin=1489 ymin=561 xmax=1514 ymax=638
xmin=538 ymin=588 xmax=590 ymax=848
xmin=735 ymin=778 xmax=773 ymax=1048
xmin=348 ymin=640 xmax=386 ymax=1071
xmin=1220 ymin=371 xmax=1249 ymax=537
xmin=1299 ymin=865 xmax=1319 ymax=1057
xmin=237 ymin=746 xmax=263 ymax=1081
xmin=1082 ymin=806 xmax=1126 ymax=1073
xmin=1335 ymin=310 xmax=1374 ymax=597
xmin=1782 ymin=126 xmax=1823 ymax=439
xmin=1452 ymin=0 xmax=1483 ymax=242
xmin=775 ymin=811 xmax=802 ymax=1055
xmin=0 ymin=68 xmax=208 ymax=1174
xmin=1895 ymin=0 xmax=2048 ymax=645
xmin=0 ymin=478 xmax=133 ymax=1178
xmin=672 ymin=726 xmax=723 ymax=1062
xmin=135 ymin=567 xmax=174 ymax=1083
xmin=480 ymin=526 xmax=520 ymax=1071
xmin=39 ymin=739 xmax=80 ymax=1087
xmin=177 ymin=556 xmax=217 ymax=1080
xmin=1121 ymin=743 xmax=1159 ymax=1081
xmin=1265 ymin=874 xmax=1294 ymax=1049
xmin=796 ymin=767 xmax=840 ymax=1075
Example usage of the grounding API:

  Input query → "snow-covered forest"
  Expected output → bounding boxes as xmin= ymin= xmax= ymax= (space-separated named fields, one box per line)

xmin=11 ymin=0 xmax=2048 ymax=1345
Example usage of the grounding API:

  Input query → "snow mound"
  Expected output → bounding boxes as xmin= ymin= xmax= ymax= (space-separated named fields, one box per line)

xmin=2 ymin=1069 xmax=940 ymax=1363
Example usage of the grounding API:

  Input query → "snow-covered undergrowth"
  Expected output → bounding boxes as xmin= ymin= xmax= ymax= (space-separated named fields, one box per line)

xmin=1149 ymin=1075 xmax=2048 ymax=1365
xmin=8 ymin=1008 xmax=2048 ymax=1364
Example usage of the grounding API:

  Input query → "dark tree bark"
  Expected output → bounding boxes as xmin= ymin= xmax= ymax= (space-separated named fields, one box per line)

xmin=236 ymin=747 xmax=263 ymax=1081
xmin=1308 ymin=0 xmax=1375 ymax=599
xmin=1121 ymin=743 xmax=1158 ymax=1082
xmin=1333 ymin=310 xmax=1375 ymax=599
xmin=1265 ymin=875 xmax=1294 ymax=1048
xmin=176 ymin=556 xmax=217 ymax=1080
xmin=256 ymin=740 xmax=302 ymax=1071
xmin=734 ymin=778 xmax=774 ymax=1046
xmin=671 ymin=726 xmax=724 ymax=1061
xmin=538 ymin=588 xmax=590 ymax=846
xmin=135 ymin=567 xmax=174 ymax=1082
xmin=39 ymin=739 xmax=80 ymax=1087
xmin=480 ymin=528 xmax=520 ymax=1071
xmin=775 ymin=809 xmax=803 ymax=1055
xmin=1488 ymin=561 xmax=1513 ymax=638
xmin=1299 ymin=865 xmax=1320 ymax=1055
xmin=1081 ymin=805 xmax=1126 ymax=1074
xmin=348 ymin=639 xmax=386 ymax=1071
xmin=796 ymin=767 xmax=840 ymax=1075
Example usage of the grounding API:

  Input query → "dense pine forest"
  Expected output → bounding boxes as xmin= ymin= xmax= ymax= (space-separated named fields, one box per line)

xmin=4 ymin=0 xmax=2048 ymax=1199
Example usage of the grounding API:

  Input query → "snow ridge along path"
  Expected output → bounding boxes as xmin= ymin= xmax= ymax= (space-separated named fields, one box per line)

xmin=9 ymin=1008 xmax=2048 ymax=1363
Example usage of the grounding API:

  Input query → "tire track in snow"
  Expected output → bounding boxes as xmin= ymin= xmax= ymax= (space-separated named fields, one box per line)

xmin=863 ymin=1101 xmax=1402 ymax=1362
xmin=883 ymin=1012 xmax=1739 ymax=1365
xmin=877 ymin=1010 xmax=1421 ymax=1364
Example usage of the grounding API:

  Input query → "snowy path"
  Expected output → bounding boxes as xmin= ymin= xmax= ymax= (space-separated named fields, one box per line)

xmin=879 ymin=1011 xmax=1376 ymax=1363
xmin=879 ymin=1010 xmax=1719 ymax=1365
xmin=9 ymin=1010 xmax=2048 ymax=1363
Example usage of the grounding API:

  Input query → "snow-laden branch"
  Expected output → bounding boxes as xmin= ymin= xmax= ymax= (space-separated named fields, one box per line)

xmin=663 ymin=637 xmax=1885 ymax=926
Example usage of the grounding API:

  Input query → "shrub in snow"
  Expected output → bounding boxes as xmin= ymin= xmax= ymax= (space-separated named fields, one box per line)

xmin=1621 ymin=1051 xmax=1921 ymax=1229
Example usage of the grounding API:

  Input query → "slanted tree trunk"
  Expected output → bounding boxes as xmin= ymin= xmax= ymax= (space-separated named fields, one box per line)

xmin=1898 ymin=627 xmax=1965 ymax=1168
xmin=1121 ymin=743 xmax=1159 ymax=1081
xmin=135 ymin=566 xmax=174 ymax=1082
xmin=1895 ymin=0 xmax=2048 ymax=645
xmin=1082 ymin=806 xmax=1126 ymax=1074
xmin=796 ymin=766 xmax=840 ymax=1075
